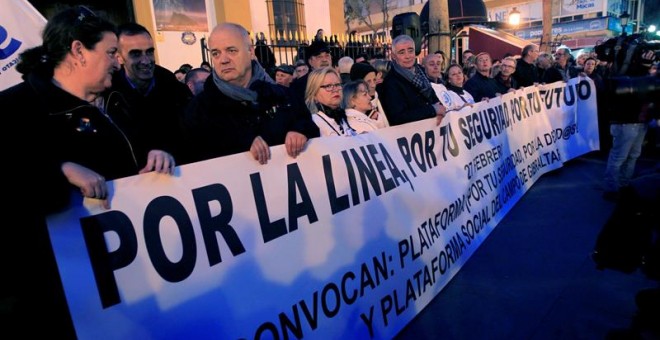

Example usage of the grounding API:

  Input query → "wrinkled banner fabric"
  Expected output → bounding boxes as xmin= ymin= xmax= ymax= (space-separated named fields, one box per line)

xmin=47 ymin=78 xmax=598 ymax=339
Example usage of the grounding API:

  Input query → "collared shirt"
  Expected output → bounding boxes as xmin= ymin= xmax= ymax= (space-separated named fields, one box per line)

xmin=123 ymin=72 xmax=155 ymax=96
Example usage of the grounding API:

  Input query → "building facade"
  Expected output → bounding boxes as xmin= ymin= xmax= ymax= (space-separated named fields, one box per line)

xmin=348 ymin=0 xmax=651 ymax=57
xmin=29 ymin=0 xmax=345 ymax=72
xmin=484 ymin=0 xmax=644 ymax=51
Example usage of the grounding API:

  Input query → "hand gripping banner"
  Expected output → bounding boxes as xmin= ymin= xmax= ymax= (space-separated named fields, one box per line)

xmin=47 ymin=78 xmax=598 ymax=339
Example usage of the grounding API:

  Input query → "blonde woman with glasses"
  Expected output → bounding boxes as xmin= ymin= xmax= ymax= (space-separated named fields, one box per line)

xmin=305 ymin=67 xmax=357 ymax=136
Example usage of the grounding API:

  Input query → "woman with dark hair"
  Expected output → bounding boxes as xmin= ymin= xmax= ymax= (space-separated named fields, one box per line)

xmin=7 ymin=6 xmax=175 ymax=202
xmin=0 ymin=6 xmax=172 ymax=335
xmin=305 ymin=67 xmax=357 ymax=137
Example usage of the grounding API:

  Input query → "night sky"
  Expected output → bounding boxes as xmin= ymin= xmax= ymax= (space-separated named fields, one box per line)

xmin=644 ymin=1 xmax=659 ymax=31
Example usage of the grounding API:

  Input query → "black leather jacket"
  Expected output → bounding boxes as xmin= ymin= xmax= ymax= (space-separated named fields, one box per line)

xmin=1 ymin=72 xmax=144 ymax=182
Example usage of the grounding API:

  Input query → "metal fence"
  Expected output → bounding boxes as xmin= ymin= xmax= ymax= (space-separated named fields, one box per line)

xmin=201 ymin=32 xmax=392 ymax=72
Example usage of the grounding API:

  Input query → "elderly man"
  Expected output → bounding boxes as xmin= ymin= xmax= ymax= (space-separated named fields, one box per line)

xmin=536 ymin=52 xmax=554 ymax=81
xmin=495 ymin=56 xmax=519 ymax=92
xmin=274 ymin=64 xmax=294 ymax=87
xmin=289 ymin=38 xmax=333 ymax=101
xmin=464 ymin=52 xmax=502 ymax=101
xmin=543 ymin=47 xmax=579 ymax=83
xmin=182 ymin=23 xmax=319 ymax=164
xmin=514 ymin=44 xmax=540 ymax=87
xmin=377 ymin=34 xmax=446 ymax=126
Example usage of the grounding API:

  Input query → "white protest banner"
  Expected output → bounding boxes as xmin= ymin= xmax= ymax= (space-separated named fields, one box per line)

xmin=0 ymin=0 xmax=46 ymax=91
xmin=47 ymin=78 xmax=598 ymax=339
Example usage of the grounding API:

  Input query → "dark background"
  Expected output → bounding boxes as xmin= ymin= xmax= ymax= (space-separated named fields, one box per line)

xmin=26 ymin=1 xmax=660 ymax=43
xmin=28 ymin=0 xmax=134 ymax=24
xmin=646 ymin=2 xmax=660 ymax=32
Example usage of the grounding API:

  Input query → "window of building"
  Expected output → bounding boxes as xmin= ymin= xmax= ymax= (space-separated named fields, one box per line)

xmin=266 ymin=0 xmax=306 ymax=41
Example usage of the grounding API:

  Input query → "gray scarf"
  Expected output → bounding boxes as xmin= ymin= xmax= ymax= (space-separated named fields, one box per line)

xmin=212 ymin=60 xmax=275 ymax=104
xmin=392 ymin=62 xmax=435 ymax=101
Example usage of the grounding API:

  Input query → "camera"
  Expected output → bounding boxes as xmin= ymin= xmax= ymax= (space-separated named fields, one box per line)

xmin=595 ymin=33 xmax=660 ymax=77
xmin=594 ymin=34 xmax=660 ymax=99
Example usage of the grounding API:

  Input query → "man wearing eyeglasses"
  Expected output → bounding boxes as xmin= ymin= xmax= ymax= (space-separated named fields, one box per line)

xmin=377 ymin=34 xmax=446 ymax=126
xmin=495 ymin=56 xmax=519 ymax=92
xmin=542 ymin=47 xmax=580 ymax=83
xmin=514 ymin=44 xmax=541 ymax=87
xmin=182 ymin=23 xmax=319 ymax=165
xmin=290 ymin=39 xmax=333 ymax=104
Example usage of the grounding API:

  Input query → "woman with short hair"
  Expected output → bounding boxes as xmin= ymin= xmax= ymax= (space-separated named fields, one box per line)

xmin=342 ymin=80 xmax=386 ymax=133
xmin=305 ymin=67 xmax=357 ymax=136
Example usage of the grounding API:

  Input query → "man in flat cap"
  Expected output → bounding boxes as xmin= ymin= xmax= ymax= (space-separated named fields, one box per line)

xmin=274 ymin=65 xmax=294 ymax=87
xmin=289 ymin=38 xmax=333 ymax=103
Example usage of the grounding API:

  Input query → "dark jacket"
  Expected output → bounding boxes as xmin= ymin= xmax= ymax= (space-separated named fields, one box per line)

xmin=182 ymin=78 xmax=320 ymax=163
xmin=542 ymin=63 xmax=580 ymax=84
xmin=494 ymin=73 xmax=519 ymax=92
xmin=514 ymin=58 xmax=540 ymax=87
xmin=4 ymin=72 xmax=144 ymax=181
xmin=605 ymin=74 xmax=659 ymax=124
xmin=0 ymin=71 xmax=150 ymax=337
xmin=377 ymin=68 xmax=439 ymax=126
xmin=255 ymin=40 xmax=276 ymax=76
xmin=464 ymin=72 xmax=502 ymax=102
xmin=340 ymin=73 xmax=352 ymax=84
xmin=289 ymin=71 xmax=309 ymax=109
xmin=110 ymin=65 xmax=192 ymax=162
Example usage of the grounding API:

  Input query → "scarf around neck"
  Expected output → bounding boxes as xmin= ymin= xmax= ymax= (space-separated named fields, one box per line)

xmin=212 ymin=60 xmax=275 ymax=104
xmin=317 ymin=103 xmax=346 ymax=125
xmin=392 ymin=62 xmax=435 ymax=101
xmin=446 ymin=83 xmax=464 ymax=95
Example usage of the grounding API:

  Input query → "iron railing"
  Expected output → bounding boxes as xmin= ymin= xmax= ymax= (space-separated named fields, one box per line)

xmin=201 ymin=32 xmax=392 ymax=72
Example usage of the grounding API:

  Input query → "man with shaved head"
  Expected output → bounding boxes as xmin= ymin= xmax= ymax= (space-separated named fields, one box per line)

xmin=182 ymin=23 xmax=319 ymax=164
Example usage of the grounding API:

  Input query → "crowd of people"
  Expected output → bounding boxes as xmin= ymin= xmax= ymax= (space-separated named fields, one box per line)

xmin=0 ymin=5 xmax=658 ymax=336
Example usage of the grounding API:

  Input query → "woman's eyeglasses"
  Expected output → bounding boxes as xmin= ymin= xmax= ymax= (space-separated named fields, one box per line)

xmin=320 ymin=83 xmax=342 ymax=91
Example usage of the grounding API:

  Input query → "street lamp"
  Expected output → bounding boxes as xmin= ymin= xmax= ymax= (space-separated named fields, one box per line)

xmin=648 ymin=24 xmax=657 ymax=33
xmin=619 ymin=11 xmax=630 ymax=36
xmin=509 ymin=7 xmax=521 ymax=26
